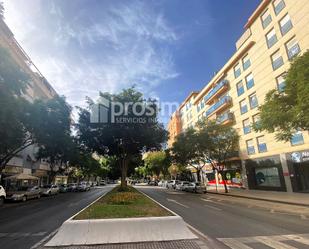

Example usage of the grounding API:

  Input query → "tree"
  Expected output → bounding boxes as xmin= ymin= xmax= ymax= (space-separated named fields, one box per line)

xmin=76 ymin=88 xmax=167 ymax=189
xmin=35 ymin=96 xmax=73 ymax=183
xmin=143 ymin=150 xmax=170 ymax=178
xmin=196 ymin=120 xmax=239 ymax=193
xmin=255 ymin=51 xmax=309 ymax=141
xmin=171 ymin=128 xmax=204 ymax=182
xmin=0 ymin=46 xmax=33 ymax=174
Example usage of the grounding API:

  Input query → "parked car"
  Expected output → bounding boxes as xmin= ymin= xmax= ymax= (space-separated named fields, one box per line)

xmin=77 ymin=182 xmax=90 ymax=192
xmin=185 ymin=182 xmax=206 ymax=193
xmin=175 ymin=181 xmax=190 ymax=191
xmin=58 ymin=184 xmax=68 ymax=193
xmin=99 ymin=180 xmax=106 ymax=186
xmin=166 ymin=180 xmax=179 ymax=189
xmin=148 ymin=180 xmax=158 ymax=186
xmin=6 ymin=186 xmax=41 ymax=202
xmin=41 ymin=184 xmax=59 ymax=196
xmin=0 ymin=185 xmax=6 ymax=206
xmin=67 ymin=183 xmax=78 ymax=192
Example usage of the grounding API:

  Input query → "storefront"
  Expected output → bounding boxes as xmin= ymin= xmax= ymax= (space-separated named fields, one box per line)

xmin=245 ymin=155 xmax=286 ymax=191
xmin=287 ymin=150 xmax=309 ymax=193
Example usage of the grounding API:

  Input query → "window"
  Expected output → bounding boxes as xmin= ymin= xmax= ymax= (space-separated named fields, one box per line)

xmin=237 ymin=81 xmax=245 ymax=96
xmin=280 ymin=14 xmax=293 ymax=35
xmin=271 ymin=50 xmax=284 ymax=70
xmin=276 ymin=74 xmax=286 ymax=92
xmin=273 ymin=0 xmax=285 ymax=15
xmin=266 ymin=28 xmax=278 ymax=48
xmin=253 ymin=114 xmax=261 ymax=129
xmin=243 ymin=118 xmax=251 ymax=134
xmin=242 ymin=54 xmax=251 ymax=70
xmin=240 ymin=99 xmax=248 ymax=114
xmin=246 ymin=139 xmax=255 ymax=155
xmin=249 ymin=93 xmax=258 ymax=109
xmin=261 ymin=9 xmax=272 ymax=29
xmin=286 ymin=37 xmax=300 ymax=60
xmin=234 ymin=63 xmax=241 ymax=78
xmin=291 ymin=132 xmax=304 ymax=146
xmin=257 ymin=136 xmax=267 ymax=153
xmin=245 ymin=73 xmax=254 ymax=90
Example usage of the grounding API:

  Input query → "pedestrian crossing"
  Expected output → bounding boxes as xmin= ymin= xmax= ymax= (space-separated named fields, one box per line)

xmin=218 ymin=233 xmax=309 ymax=249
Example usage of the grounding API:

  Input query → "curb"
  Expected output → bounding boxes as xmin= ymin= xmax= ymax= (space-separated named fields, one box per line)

xmin=207 ymin=191 xmax=309 ymax=208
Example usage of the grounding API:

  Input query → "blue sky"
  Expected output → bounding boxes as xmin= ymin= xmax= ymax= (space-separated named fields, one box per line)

xmin=3 ymin=0 xmax=260 ymax=124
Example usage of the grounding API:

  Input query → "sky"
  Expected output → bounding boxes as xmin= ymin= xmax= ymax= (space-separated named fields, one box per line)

xmin=2 ymin=0 xmax=260 ymax=125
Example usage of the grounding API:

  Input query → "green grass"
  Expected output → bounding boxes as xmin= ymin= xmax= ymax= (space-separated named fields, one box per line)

xmin=74 ymin=186 xmax=172 ymax=219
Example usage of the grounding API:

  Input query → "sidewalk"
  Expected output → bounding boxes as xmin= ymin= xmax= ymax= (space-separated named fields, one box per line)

xmin=207 ymin=188 xmax=309 ymax=207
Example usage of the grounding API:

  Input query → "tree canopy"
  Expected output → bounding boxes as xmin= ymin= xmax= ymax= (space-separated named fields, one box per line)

xmin=255 ymin=51 xmax=309 ymax=141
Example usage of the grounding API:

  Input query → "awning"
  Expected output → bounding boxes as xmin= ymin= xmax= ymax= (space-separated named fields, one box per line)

xmin=4 ymin=173 xmax=39 ymax=181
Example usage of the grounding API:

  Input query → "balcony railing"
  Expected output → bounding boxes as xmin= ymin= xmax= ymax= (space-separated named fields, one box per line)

xmin=204 ymin=80 xmax=229 ymax=104
xmin=206 ymin=96 xmax=232 ymax=117
xmin=217 ymin=112 xmax=233 ymax=124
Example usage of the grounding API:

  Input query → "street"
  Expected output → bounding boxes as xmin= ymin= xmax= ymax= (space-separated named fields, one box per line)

xmin=137 ymin=186 xmax=309 ymax=249
xmin=0 ymin=186 xmax=114 ymax=249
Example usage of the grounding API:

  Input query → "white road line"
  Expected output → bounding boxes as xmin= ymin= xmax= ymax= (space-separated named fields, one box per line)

xmin=204 ymin=204 xmax=222 ymax=211
xmin=200 ymin=198 xmax=215 ymax=203
xmin=30 ymin=229 xmax=58 ymax=249
xmin=218 ymin=238 xmax=253 ymax=249
xmin=300 ymin=214 xmax=307 ymax=220
xmin=254 ymin=236 xmax=298 ymax=249
xmin=166 ymin=198 xmax=189 ymax=208
xmin=283 ymin=234 xmax=309 ymax=245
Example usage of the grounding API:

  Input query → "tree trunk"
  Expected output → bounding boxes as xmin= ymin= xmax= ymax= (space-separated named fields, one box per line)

xmin=120 ymin=157 xmax=129 ymax=189
xmin=196 ymin=168 xmax=201 ymax=182
xmin=220 ymin=170 xmax=228 ymax=193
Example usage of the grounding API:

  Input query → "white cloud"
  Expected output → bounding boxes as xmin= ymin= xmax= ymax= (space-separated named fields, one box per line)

xmin=2 ymin=0 xmax=180 ymax=109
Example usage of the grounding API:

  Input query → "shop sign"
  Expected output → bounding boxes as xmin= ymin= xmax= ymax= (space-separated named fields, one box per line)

xmin=291 ymin=151 xmax=309 ymax=163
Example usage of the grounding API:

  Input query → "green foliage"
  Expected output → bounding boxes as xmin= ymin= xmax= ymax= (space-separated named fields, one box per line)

xmin=76 ymin=88 xmax=167 ymax=187
xmin=256 ymin=51 xmax=309 ymax=141
xmin=143 ymin=150 xmax=170 ymax=177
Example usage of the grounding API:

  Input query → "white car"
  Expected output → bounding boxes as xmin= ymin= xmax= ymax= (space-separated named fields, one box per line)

xmin=0 ymin=185 xmax=6 ymax=206
xmin=41 ymin=184 xmax=59 ymax=196
xmin=176 ymin=181 xmax=190 ymax=191
xmin=166 ymin=180 xmax=179 ymax=189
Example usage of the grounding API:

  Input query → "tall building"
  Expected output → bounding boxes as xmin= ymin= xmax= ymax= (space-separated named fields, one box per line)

xmin=169 ymin=0 xmax=309 ymax=193
xmin=0 ymin=18 xmax=58 ymax=184
xmin=167 ymin=110 xmax=182 ymax=148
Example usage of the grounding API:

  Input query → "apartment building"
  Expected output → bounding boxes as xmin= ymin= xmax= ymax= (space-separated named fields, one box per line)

xmin=168 ymin=0 xmax=309 ymax=193
xmin=167 ymin=111 xmax=182 ymax=148
xmin=0 ymin=18 xmax=58 ymax=184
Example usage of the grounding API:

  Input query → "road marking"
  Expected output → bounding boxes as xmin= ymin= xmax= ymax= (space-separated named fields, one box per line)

xmin=30 ymin=229 xmax=58 ymax=249
xmin=254 ymin=236 xmax=297 ymax=249
xmin=270 ymin=209 xmax=275 ymax=213
xmin=219 ymin=238 xmax=252 ymax=249
xmin=283 ymin=234 xmax=309 ymax=245
xmin=204 ymin=204 xmax=222 ymax=211
xmin=200 ymin=198 xmax=215 ymax=203
xmin=166 ymin=198 xmax=189 ymax=208
xmin=300 ymin=214 xmax=307 ymax=220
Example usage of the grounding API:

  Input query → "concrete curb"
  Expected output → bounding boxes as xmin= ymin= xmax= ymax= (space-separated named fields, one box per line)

xmin=45 ymin=186 xmax=197 ymax=247
xmin=207 ymin=191 xmax=309 ymax=208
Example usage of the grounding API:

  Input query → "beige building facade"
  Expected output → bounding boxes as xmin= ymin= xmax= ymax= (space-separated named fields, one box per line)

xmin=0 ymin=18 xmax=58 ymax=184
xmin=169 ymin=0 xmax=309 ymax=193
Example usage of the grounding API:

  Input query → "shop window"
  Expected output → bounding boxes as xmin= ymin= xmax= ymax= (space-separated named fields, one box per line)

xmin=257 ymin=136 xmax=268 ymax=153
xmin=246 ymin=139 xmax=255 ymax=155
xmin=276 ymin=74 xmax=286 ymax=92
xmin=242 ymin=54 xmax=251 ymax=70
xmin=291 ymin=132 xmax=304 ymax=146
xmin=286 ymin=37 xmax=300 ymax=60
xmin=261 ymin=9 xmax=272 ymax=29
xmin=237 ymin=81 xmax=245 ymax=96
xmin=245 ymin=73 xmax=254 ymax=90
xmin=243 ymin=118 xmax=251 ymax=134
xmin=266 ymin=28 xmax=278 ymax=48
xmin=234 ymin=63 xmax=241 ymax=79
xmin=249 ymin=93 xmax=258 ymax=109
xmin=255 ymin=167 xmax=281 ymax=187
xmin=271 ymin=50 xmax=284 ymax=70
xmin=240 ymin=99 xmax=248 ymax=114
xmin=280 ymin=14 xmax=293 ymax=36
xmin=273 ymin=0 xmax=285 ymax=15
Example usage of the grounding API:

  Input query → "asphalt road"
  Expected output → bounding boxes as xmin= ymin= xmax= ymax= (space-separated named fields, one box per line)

xmin=137 ymin=186 xmax=309 ymax=249
xmin=0 ymin=185 xmax=114 ymax=249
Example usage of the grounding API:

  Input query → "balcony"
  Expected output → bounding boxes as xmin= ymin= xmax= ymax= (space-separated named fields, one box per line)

xmin=204 ymin=80 xmax=229 ymax=104
xmin=217 ymin=112 xmax=234 ymax=125
xmin=206 ymin=96 xmax=232 ymax=117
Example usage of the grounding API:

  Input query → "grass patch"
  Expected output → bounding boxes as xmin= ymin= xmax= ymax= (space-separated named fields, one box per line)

xmin=74 ymin=186 xmax=172 ymax=219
